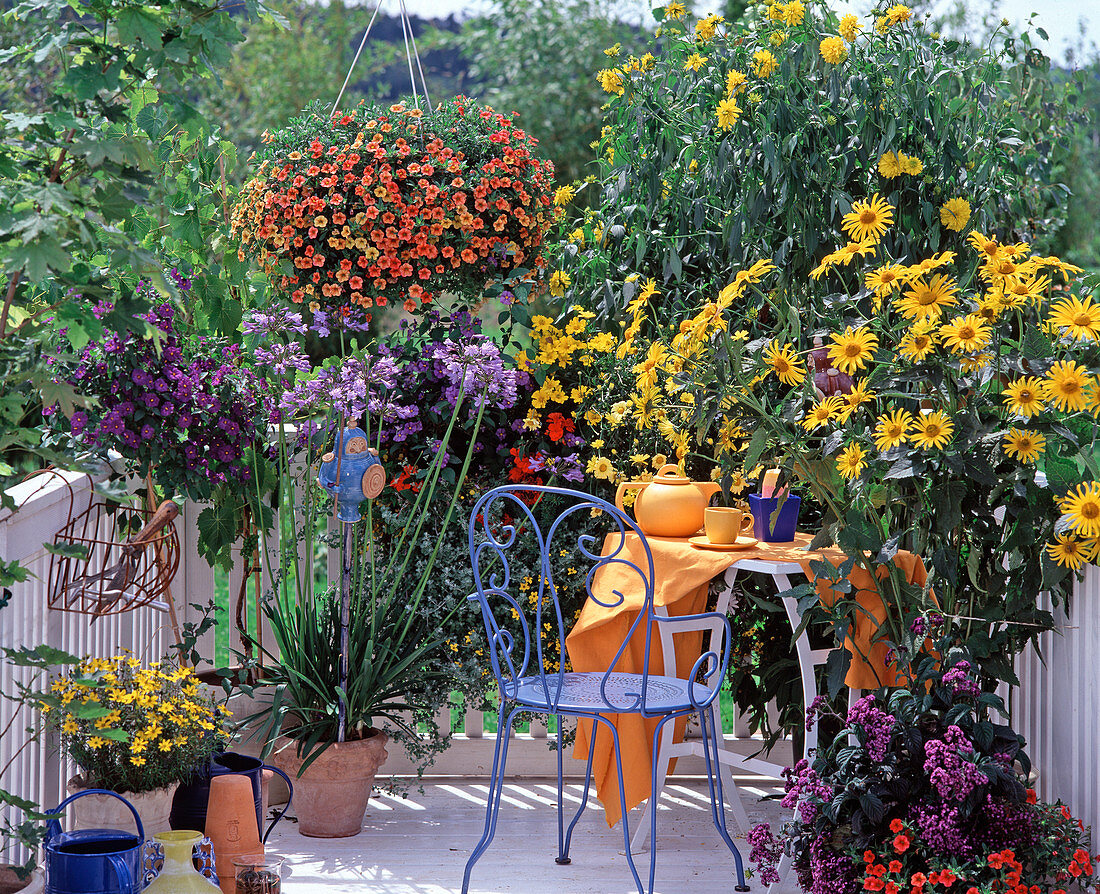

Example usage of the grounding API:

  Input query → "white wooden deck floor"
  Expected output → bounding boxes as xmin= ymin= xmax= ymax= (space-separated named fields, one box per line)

xmin=265 ymin=776 xmax=801 ymax=894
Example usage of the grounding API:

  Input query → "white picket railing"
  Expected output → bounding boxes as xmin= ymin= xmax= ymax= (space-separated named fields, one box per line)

xmin=1013 ymin=577 xmax=1100 ymax=842
xmin=3 ymin=468 xmax=1097 ymax=865
xmin=0 ymin=471 xmax=171 ymax=865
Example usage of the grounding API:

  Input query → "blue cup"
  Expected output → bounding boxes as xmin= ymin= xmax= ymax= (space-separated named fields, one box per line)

xmin=748 ymin=493 xmax=801 ymax=542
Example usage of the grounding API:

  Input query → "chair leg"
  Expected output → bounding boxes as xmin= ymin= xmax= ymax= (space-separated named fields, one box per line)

xmin=709 ymin=699 xmax=753 ymax=836
xmin=559 ymin=713 xmax=598 ymax=864
xmin=644 ymin=715 xmax=680 ymax=894
xmin=630 ymin=716 xmax=676 ymax=854
xmin=593 ymin=714 xmax=646 ymax=894
xmin=699 ymin=706 xmax=750 ymax=891
xmin=462 ymin=702 xmax=516 ymax=894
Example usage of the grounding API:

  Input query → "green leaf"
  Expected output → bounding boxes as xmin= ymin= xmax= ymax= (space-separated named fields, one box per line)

xmin=197 ymin=504 xmax=239 ymax=571
xmin=170 ymin=209 xmax=204 ymax=250
xmin=116 ymin=8 xmax=165 ymax=49
xmin=825 ymin=648 xmax=850 ymax=699
xmin=11 ymin=236 xmax=72 ymax=281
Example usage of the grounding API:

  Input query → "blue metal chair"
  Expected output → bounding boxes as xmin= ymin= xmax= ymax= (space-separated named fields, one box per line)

xmin=462 ymin=484 xmax=750 ymax=894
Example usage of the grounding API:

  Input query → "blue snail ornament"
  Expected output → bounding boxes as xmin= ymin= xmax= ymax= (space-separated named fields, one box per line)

xmin=317 ymin=427 xmax=387 ymax=523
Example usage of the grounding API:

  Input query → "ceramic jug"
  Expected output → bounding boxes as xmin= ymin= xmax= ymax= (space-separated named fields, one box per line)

xmin=143 ymin=831 xmax=219 ymax=894
xmin=614 ymin=464 xmax=721 ymax=538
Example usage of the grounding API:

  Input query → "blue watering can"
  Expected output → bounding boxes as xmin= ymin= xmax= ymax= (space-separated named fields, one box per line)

xmin=318 ymin=426 xmax=386 ymax=522
xmin=44 ymin=789 xmax=143 ymax=894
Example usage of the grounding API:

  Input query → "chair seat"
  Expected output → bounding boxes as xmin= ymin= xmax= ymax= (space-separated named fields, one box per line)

xmin=506 ymin=672 xmax=710 ymax=713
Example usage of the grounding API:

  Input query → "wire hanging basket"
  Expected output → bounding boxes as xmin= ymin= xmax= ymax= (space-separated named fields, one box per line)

xmin=33 ymin=469 xmax=180 ymax=617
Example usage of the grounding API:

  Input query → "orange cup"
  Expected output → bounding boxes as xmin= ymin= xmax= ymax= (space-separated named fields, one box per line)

xmin=205 ymin=775 xmax=262 ymax=894
xmin=704 ymin=506 xmax=753 ymax=544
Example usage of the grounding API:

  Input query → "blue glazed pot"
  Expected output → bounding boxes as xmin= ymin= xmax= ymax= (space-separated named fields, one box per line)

xmin=170 ymin=751 xmax=293 ymax=845
xmin=748 ymin=493 xmax=801 ymax=542
xmin=44 ymin=789 xmax=143 ymax=894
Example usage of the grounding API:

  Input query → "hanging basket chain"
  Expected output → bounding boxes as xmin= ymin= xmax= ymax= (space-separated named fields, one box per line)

xmin=333 ymin=0 xmax=433 ymax=116
xmin=400 ymin=0 xmax=433 ymax=112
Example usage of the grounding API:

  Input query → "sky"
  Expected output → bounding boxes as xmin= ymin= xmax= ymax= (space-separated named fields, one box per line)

xmin=400 ymin=0 xmax=1098 ymax=64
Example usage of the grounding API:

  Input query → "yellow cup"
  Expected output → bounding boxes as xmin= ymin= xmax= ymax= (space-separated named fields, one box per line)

xmin=704 ymin=507 xmax=753 ymax=544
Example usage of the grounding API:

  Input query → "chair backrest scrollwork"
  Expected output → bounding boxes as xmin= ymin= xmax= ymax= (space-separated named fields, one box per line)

xmin=467 ymin=485 xmax=659 ymax=714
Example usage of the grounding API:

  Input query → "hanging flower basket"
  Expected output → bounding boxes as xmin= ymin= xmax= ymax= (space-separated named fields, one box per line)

xmin=231 ymin=97 xmax=556 ymax=316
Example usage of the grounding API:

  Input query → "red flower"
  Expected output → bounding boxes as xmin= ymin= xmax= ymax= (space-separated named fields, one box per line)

xmin=889 ymin=819 xmax=905 ymax=834
xmin=1025 ymin=789 xmax=1037 ymax=804
xmin=888 ymin=862 xmax=903 ymax=875
xmin=864 ymin=878 xmax=885 ymax=891
xmin=885 ymin=884 xmax=899 ymax=894
xmin=893 ymin=835 xmax=911 ymax=854
xmin=545 ymin=412 xmax=575 ymax=442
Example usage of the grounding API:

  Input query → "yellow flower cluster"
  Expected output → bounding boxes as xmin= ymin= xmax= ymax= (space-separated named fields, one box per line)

xmin=878 ymin=150 xmax=923 ymax=178
xmin=47 ymin=655 xmax=227 ymax=791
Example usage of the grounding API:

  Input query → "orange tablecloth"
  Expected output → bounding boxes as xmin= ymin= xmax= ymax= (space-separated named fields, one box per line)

xmin=563 ymin=531 xmax=927 ymax=827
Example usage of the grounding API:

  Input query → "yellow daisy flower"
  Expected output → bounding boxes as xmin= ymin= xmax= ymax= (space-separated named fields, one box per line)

xmin=840 ymin=379 xmax=876 ymax=417
xmin=894 ymin=274 xmax=959 ymax=320
xmin=752 ymin=49 xmax=779 ymax=78
xmin=836 ymin=442 xmax=868 ymax=480
xmin=1049 ymin=295 xmax=1100 ymax=341
xmin=1002 ymin=428 xmax=1045 ymax=463
xmin=938 ymin=313 xmax=991 ymax=354
xmin=586 ymin=455 xmax=616 ymax=481
xmin=553 ymin=185 xmax=576 ymax=206
xmin=763 ymin=341 xmax=806 ymax=386
xmin=878 ymin=151 xmax=903 ymax=179
xmin=827 ymin=325 xmax=878 ymax=375
xmin=684 ymin=53 xmax=708 ymax=72
xmin=839 ymin=13 xmax=862 ymax=41
xmin=1059 ymin=481 xmax=1100 ymax=537
xmin=841 ymin=193 xmax=895 ymax=244
xmin=910 ymin=410 xmax=954 ymax=450
xmin=716 ymin=97 xmax=742 ymax=131
xmin=1001 ymin=376 xmax=1046 ymax=418
xmin=1044 ymin=360 xmax=1090 ymax=412
xmin=897 ymin=326 xmax=937 ymax=363
xmin=874 ymin=408 xmax=914 ymax=452
xmin=819 ymin=36 xmax=848 ymax=64
xmin=802 ymin=395 xmax=844 ymax=430
xmin=1047 ymin=532 xmax=1090 ymax=571
xmin=940 ymin=198 xmax=971 ymax=232
xmin=865 ymin=263 xmax=907 ymax=297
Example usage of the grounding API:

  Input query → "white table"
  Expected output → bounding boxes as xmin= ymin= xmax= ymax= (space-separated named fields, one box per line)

xmin=631 ymin=555 xmax=852 ymax=855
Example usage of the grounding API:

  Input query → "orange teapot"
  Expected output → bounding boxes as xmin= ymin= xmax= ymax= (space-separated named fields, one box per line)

xmin=614 ymin=464 xmax=721 ymax=538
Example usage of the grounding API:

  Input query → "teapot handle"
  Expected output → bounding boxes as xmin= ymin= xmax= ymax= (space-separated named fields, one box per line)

xmin=614 ymin=481 xmax=648 ymax=515
xmin=655 ymin=463 xmax=681 ymax=478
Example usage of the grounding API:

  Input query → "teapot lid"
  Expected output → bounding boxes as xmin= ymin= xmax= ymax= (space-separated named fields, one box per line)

xmin=653 ymin=463 xmax=691 ymax=484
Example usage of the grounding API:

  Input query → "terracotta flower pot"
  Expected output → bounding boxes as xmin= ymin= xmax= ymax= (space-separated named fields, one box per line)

xmin=205 ymin=776 xmax=262 ymax=894
xmin=66 ymin=776 xmax=177 ymax=836
xmin=271 ymin=730 xmax=388 ymax=838
xmin=0 ymin=867 xmax=44 ymax=894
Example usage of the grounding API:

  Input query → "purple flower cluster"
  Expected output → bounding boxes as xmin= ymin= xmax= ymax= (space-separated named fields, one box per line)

xmin=278 ymin=355 xmax=404 ymax=422
xmin=979 ymin=793 xmax=1039 ymax=854
xmin=59 ymin=286 xmax=261 ymax=495
xmin=846 ymin=694 xmax=896 ymax=762
xmin=924 ymin=725 xmax=988 ymax=801
xmin=941 ymin=660 xmax=982 ymax=698
xmin=909 ymin=803 xmax=975 ymax=857
xmin=782 ymin=758 xmax=833 ymax=825
xmin=805 ymin=834 xmax=859 ymax=894
xmin=805 ymin=694 xmax=829 ymax=731
xmin=748 ymin=823 xmax=782 ymax=886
